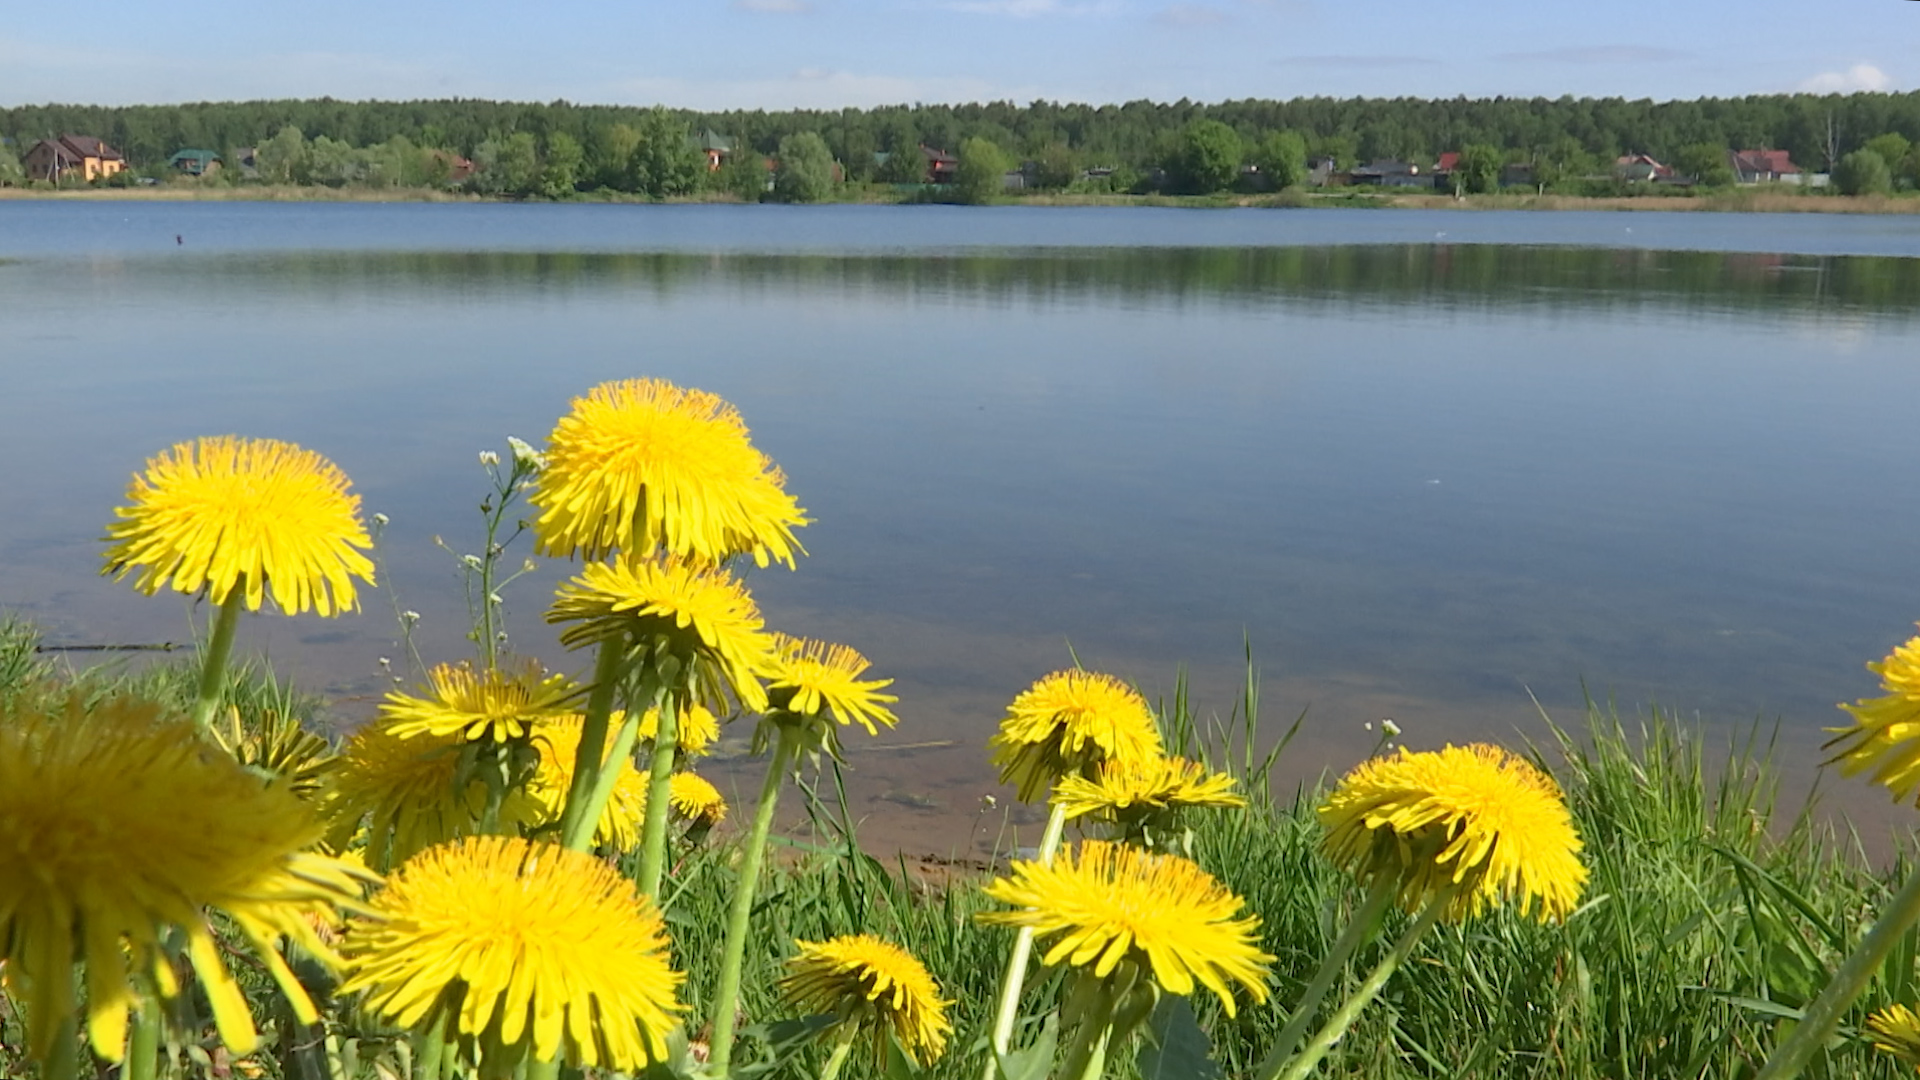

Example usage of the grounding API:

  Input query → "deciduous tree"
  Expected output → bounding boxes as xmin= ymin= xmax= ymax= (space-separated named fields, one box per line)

xmin=1834 ymin=149 xmax=1892 ymax=196
xmin=955 ymin=136 xmax=1009 ymax=204
xmin=1251 ymin=129 xmax=1307 ymax=189
xmin=773 ymin=131 xmax=835 ymax=203
xmin=1169 ymin=119 xmax=1243 ymax=193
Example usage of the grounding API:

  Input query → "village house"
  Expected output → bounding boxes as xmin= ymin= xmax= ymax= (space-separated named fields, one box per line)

xmin=692 ymin=130 xmax=733 ymax=171
xmin=168 ymin=149 xmax=222 ymax=176
xmin=23 ymin=135 xmax=127 ymax=183
xmin=1728 ymin=148 xmax=1803 ymax=185
xmin=1613 ymin=153 xmax=1674 ymax=182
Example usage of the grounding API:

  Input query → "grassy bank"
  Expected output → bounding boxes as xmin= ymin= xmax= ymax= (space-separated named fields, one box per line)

xmin=4 ymin=614 xmax=1914 ymax=1079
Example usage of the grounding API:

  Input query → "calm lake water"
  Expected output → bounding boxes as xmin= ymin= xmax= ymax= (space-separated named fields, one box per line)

xmin=5 ymin=202 xmax=1920 ymax=853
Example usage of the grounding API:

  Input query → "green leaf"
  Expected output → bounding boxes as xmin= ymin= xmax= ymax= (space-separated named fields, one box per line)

xmin=1137 ymin=995 xmax=1223 ymax=1080
xmin=732 ymin=1014 xmax=840 ymax=1080
xmin=993 ymin=1012 xmax=1059 ymax=1080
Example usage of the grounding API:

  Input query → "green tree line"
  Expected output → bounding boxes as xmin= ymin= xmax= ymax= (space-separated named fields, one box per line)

xmin=5 ymin=91 xmax=1919 ymax=198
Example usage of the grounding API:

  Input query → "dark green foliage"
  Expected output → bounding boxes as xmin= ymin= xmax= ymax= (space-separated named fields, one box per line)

xmin=1835 ymin=149 xmax=1893 ymax=195
xmin=1250 ymin=130 xmax=1307 ymax=190
xmin=955 ymin=136 xmax=1009 ymax=204
xmin=471 ymin=131 xmax=539 ymax=196
xmin=1169 ymin=119 xmax=1244 ymax=194
xmin=1029 ymin=143 xmax=1079 ymax=190
xmin=1674 ymin=142 xmax=1736 ymax=186
xmin=1455 ymin=142 xmax=1503 ymax=194
xmin=773 ymin=131 xmax=835 ymax=202
xmin=536 ymin=131 xmax=584 ymax=198
xmin=625 ymin=108 xmax=705 ymax=199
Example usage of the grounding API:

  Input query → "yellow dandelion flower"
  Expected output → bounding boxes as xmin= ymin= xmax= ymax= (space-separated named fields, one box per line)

xmin=669 ymin=771 xmax=729 ymax=826
xmin=1052 ymin=755 xmax=1245 ymax=821
xmin=640 ymin=702 xmax=720 ymax=755
xmin=1320 ymin=743 xmax=1587 ymax=922
xmin=380 ymin=660 xmax=577 ymax=743
xmin=324 ymin=721 xmax=542 ymax=870
xmin=528 ymin=715 xmax=650 ymax=851
xmin=548 ymin=559 xmax=773 ymax=713
xmin=1870 ymin=1004 xmax=1920 ymax=1071
xmin=1825 ymin=628 xmax=1920 ymax=804
xmin=779 ymin=935 xmax=952 ymax=1067
xmin=980 ymin=840 xmax=1271 ymax=1016
xmin=0 ymin=695 xmax=369 ymax=1064
xmin=988 ymin=671 xmax=1164 ymax=803
xmin=764 ymin=633 xmax=898 ymax=734
xmin=530 ymin=378 xmax=808 ymax=568
xmin=102 ymin=436 xmax=374 ymax=616
xmin=339 ymin=836 xmax=685 ymax=1075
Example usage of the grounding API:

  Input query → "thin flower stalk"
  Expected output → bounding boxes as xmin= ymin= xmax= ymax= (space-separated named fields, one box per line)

xmin=1755 ymin=867 xmax=1920 ymax=1080
xmin=1267 ymin=889 xmax=1452 ymax=1080
xmin=708 ymin=722 xmax=800 ymax=1078
xmin=555 ymin=635 xmax=630 ymax=852
xmin=1253 ymin=873 xmax=1399 ymax=1077
xmin=189 ymin=590 xmax=244 ymax=732
xmin=984 ymin=801 xmax=1071 ymax=1076
xmin=630 ymin=695 xmax=677 ymax=896
xmin=818 ymin=1024 xmax=861 ymax=1080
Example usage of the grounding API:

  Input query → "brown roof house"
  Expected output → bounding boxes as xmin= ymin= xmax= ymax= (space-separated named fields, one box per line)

xmin=25 ymin=135 xmax=127 ymax=183
xmin=1729 ymin=149 xmax=1803 ymax=185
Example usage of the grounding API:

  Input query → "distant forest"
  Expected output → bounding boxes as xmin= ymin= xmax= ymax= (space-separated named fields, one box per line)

xmin=4 ymin=92 xmax=1918 ymax=197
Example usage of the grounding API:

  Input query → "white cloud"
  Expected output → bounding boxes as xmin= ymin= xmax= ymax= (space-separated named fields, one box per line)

xmin=1798 ymin=62 xmax=1892 ymax=94
xmin=733 ymin=0 xmax=811 ymax=12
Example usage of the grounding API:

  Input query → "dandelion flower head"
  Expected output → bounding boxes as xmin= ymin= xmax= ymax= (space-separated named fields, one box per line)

xmin=989 ymin=671 xmax=1164 ymax=803
xmin=531 ymin=378 xmax=807 ymax=568
xmin=1319 ymin=743 xmax=1586 ymax=922
xmin=1826 ymin=628 xmax=1920 ymax=804
xmin=764 ymin=633 xmax=898 ymax=735
xmin=668 ymin=771 xmax=729 ymax=826
xmin=380 ymin=660 xmax=577 ymax=743
xmin=548 ymin=558 xmax=772 ymax=713
xmin=1869 ymin=1003 xmax=1920 ymax=1071
xmin=102 ymin=435 xmax=374 ymax=616
xmin=979 ymin=840 xmax=1272 ymax=1016
xmin=1 ymin=695 xmax=368 ymax=1063
xmin=779 ymin=935 xmax=952 ymax=1067
xmin=324 ymin=720 xmax=541 ymax=871
xmin=1052 ymin=755 xmax=1245 ymax=821
xmin=639 ymin=702 xmax=720 ymax=755
xmin=340 ymin=836 xmax=685 ymax=1075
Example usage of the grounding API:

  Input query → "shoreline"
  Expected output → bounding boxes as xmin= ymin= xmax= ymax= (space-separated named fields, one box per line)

xmin=4 ymin=183 xmax=1918 ymax=213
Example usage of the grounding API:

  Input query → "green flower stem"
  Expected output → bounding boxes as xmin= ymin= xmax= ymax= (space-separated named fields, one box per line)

xmin=124 ymin=997 xmax=161 ymax=1080
xmin=817 ymin=1023 xmax=860 ymax=1080
xmin=707 ymin=722 xmax=799 ymax=1079
xmin=630 ymin=671 xmax=680 ymax=898
xmin=1253 ymin=873 xmax=1401 ymax=1080
xmin=984 ymin=801 xmax=1072 ymax=1077
xmin=1757 ymin=864 xmax=1920 ymax=1080
xmin=1273 ymin=892 xmax=1450 ymax=1080
xmin=189 ymin=590 xmax=245 ymax=733
xmin=1055 ymin=970 xmax=1126 ymax=1080
xmin=569 ymin=705 xmax=644 ymax=854
xmin=413 ymin=1013 xmax=446 ymax=1080
xmin=523 ymin=1055 xmax=562 ymax=1080
xmin=43 ymin=1012 xmax=79 ymax=1080
xmin=556 ymin=635 xmax=628 ymax=851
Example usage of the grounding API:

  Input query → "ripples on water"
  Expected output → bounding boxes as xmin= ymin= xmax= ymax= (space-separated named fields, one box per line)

xmin=3 ymin=203 xmax=1918 ymax=853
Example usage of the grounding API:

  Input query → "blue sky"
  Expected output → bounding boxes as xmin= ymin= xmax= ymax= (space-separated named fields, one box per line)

xmin=0 ymin=0 xmax=1909 ymax=109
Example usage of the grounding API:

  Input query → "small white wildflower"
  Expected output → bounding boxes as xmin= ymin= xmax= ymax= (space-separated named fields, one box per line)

xmin=373 ymin=512 xmax=390 ymax=527
xmin=462 ymin=554 xmax=484 ymax=569
xmin=377 ymin=656 xmax=391 ymax=668
xmin=522 ymin=558 xmax=537 ymax=573
xmin=488 ymin=592 xmax=504 ymax=605
xmin=402 ymin=610 xmax=421 ymax=624
xmin=506 ymin=435 xmax=546 ymax=471
xmin=1381 ymin=718 xmax=1402 ymax=739
xmin=479 ymin=450 xmax=500 ymax=467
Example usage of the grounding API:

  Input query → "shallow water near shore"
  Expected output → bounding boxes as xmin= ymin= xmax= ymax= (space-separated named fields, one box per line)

xmin=4 ymin=202 xmax=1919 ymax=856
